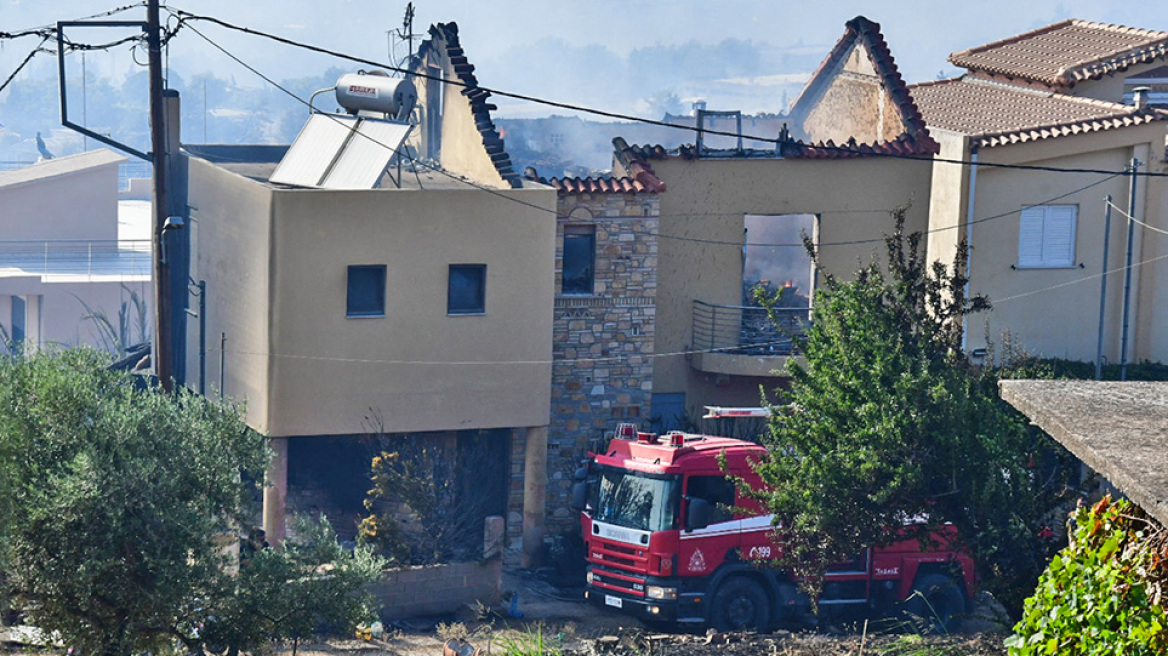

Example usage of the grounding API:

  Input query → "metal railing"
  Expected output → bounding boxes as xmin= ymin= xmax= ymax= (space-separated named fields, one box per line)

xmin=0 ymin=239 xmax=152 ymax=278
xmin=692 ymin=299 xmax=810 ymax=356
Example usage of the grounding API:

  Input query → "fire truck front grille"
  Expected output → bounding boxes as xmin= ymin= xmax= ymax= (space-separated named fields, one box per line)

xmin=591 ymin=567 xmax=646 ymax=597
xmin=588 ymin=538 xmax=649 ymax=574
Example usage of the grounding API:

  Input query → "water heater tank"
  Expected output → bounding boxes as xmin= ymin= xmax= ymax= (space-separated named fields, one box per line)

xmin=335 ymin=72 xmax=417 ymax=119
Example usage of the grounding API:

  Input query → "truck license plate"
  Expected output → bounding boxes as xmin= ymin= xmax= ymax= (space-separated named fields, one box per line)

xmin=605 ymin=595 xmax=623 ymax=608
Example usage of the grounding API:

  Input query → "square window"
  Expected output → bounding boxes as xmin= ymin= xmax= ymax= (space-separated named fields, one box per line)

xmin=347 ymin=265 xmax=386 ymax=317
xmin=1018 ymin=205 xmax=1077 ymax=268
xmin=562 ymin=225 xmax=596 ymax=295
xmin=448 ymin=264 xmax=486 ymax=314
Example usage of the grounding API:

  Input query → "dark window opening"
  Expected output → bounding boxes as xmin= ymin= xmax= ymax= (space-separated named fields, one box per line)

xmin=686 ymin=474 xmax=736 ymax=524
xmin=11 ymin=295 xmax=26 ymax=343
xmin=562 ymin=225 xmax=595 ymax=295
xmin=448 ymin=264 xmax=486 ymax=314
xmin=347 ymin=265 xmax=386 ymax=317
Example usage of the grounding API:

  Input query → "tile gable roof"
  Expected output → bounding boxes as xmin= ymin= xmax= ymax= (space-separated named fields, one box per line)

xmin=790 ymin=15 xmax=937 ymax=155
xmin=910 ymin=76 xmax=1168 ymax=147
xmin=415 ymin=22 xmax=521 ymax=188
xmin=950 ymin=19 xmax=1168 ymax=88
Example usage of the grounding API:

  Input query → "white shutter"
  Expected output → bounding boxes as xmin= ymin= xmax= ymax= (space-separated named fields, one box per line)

xmin=1018 ymin=207 xmax=1046 ymax=267
xmin=1018 ymin=205 xmax=1077 ymax=268
xmin=1043 ymin=206 xmax=1076 ymax=267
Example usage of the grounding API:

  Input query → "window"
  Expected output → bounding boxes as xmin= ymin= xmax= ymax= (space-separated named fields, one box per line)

xmin=1018 ymin=205 xmax=1077 ymax=268
xmin=562 ymin=225 xmax=595 ymax=295
xmin=346 ymin=265 xmax=386 ymax=317
xmin=448 ymin=264 xmax=486 ymax=314
xmin=686 ymin=475 xmax=736 ymax=524
xmin=10 ymin=295 xmax=26 ymax=344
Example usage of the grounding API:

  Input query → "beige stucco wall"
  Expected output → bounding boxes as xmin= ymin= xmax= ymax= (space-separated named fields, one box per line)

xmin=187 ymin=157 xmax=274 ymax=432
xmin=0 ymin=151 xmax=123 ymax=241
xmin=649 ymin=155 xmax=933 ymax=400
xmin=264 ymin=186 xmax=555 ymax=437
xmin=1066 ymin=61 xmax=1168 ymax=103
xmin=926 ymin=130 xmax=972 ymax=273
xmin=959 ymin=125 xmax=1165 ymax=362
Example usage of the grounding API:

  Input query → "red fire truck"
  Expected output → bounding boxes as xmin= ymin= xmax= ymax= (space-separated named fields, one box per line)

xmin=572 ymin=424 xmax=975 ymax=632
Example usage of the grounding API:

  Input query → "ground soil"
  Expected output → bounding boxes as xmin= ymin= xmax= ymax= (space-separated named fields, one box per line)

xmin=280 ymin=569 xmax=1009 ymax=656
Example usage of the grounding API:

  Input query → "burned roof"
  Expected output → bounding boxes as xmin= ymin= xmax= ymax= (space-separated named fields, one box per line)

xmin=415 ymin=23 xmax=521 ymax=188
xmin=911 ymin=76 xmax=1167 ymax=147
xmin=1000 ymin=380 xmax=1168 ymax=526
xmin=950 ymin=19 xmax=1168 ymax=88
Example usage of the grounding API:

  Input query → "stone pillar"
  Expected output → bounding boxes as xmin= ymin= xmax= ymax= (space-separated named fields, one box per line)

xmin=522 ymin=425 xmax=549 ymax=567
xmin=263 ymin=436 xmax=288 ymax=546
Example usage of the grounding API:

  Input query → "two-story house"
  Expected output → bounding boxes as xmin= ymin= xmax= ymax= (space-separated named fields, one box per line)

xmin=912 ymin=19 xmax=1168 ymax=365
xmin=183 ymin=23 xmax=556 ymax=563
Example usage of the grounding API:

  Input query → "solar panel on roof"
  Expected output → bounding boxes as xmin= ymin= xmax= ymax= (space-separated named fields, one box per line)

xmin=268 ymin=113 xmax=413 ymax=190
xmin=320 ymin=119 xmax=413 ymax=190
xmin=268 ymin=114 xmax=355 ymax=188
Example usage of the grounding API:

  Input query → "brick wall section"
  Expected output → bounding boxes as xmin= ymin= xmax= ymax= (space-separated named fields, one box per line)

xmin=545 ymin=191 xmax=660 ymax=534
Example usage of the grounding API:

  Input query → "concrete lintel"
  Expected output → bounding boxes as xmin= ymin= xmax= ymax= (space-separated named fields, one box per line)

xmin=999 ymin=380 xmax=1168 ymax=526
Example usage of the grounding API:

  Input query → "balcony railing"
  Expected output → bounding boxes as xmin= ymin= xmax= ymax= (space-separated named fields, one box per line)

xmin=0 ymin=239 xmax=152 ymax=279
xmin=692 ymin=299 xmax=810 ymax=356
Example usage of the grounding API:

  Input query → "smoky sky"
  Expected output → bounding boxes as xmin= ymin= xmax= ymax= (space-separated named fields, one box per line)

xmin=4 ymin=0 xmax=1168 ymax=121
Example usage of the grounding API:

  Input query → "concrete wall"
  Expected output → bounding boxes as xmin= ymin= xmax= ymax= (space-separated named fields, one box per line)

xmin=649 ymin=155 xmax=933 ymax=410
xmin=956 ymin=124 xmax=1166 ymax=362
xmin=926 ymin=130 xmax=972 ymax=282
xmin=187 ymin=157 xmax=275 ymax=432
xmin=264 ymin=186 xmax=555 ymax=437
xmin=0 ymin=151 xmax=124 ymax=242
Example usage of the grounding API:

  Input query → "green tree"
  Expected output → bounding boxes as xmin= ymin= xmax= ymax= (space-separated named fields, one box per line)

xmin=749 ymin=211 xmax=1073 ymax=613
xmin=0 ymin=349 xmax=382 ymax=656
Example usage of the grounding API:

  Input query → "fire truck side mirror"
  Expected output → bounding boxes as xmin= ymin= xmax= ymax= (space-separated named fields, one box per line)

xmin=570 ymin=481 xmax=589 ymax=512
xmin=685 ymin=497 xmax=711 ymax=531
xmin=573 ymin=467 xmax=588 ymax=481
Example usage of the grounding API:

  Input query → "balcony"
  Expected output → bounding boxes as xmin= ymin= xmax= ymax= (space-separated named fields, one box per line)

xmin=691 ymin=300 xmax=810 ymax=377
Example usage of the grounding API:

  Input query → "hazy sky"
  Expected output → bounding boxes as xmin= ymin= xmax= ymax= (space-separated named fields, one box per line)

xmin=4 ymin=1 xmax=1168 ymax=120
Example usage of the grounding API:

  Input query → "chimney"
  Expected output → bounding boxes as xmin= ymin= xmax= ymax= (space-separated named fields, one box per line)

xmin=1133 ymin=86 xmax=1151 ymax=110
xmin=691 ymin=100 xmax=707 ymax=117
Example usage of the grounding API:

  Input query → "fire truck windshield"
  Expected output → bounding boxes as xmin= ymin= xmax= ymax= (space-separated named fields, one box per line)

xmin=594 ymin=467 xmax=680 ymax=532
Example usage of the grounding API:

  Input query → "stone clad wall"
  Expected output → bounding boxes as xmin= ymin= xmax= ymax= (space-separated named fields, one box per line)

xmin=545 ymin=191 xmax=660 ymax=535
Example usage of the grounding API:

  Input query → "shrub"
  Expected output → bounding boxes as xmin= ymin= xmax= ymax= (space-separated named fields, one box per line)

xmin=1005 ymin=496 xmax=1168 ymax=654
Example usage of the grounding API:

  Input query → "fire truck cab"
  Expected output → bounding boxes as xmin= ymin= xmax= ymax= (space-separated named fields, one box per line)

xmin=573 ymin=425 xmax=975 ymax=632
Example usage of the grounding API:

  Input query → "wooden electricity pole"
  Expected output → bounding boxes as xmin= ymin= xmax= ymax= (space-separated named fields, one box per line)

xmin=147 ymin=0 xmax=174 ymax=390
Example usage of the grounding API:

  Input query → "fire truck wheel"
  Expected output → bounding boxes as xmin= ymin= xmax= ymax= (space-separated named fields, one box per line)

xmin=710 ymin=577 xmax=770 ymax=632
xmin=904 ymin=573 xmax=965 ymax=634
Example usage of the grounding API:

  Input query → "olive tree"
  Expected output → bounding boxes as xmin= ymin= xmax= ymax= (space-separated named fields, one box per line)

xmin=749 ymin=211 xmax=1075 ymax=612
xmin=0 ymin=349 xmax=382 ymax=656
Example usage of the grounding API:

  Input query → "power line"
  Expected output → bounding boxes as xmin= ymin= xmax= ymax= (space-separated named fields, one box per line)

xmin=172 ymin=12 xmax=1168 ymax=320
xmin=164 ymin=8 xmax=1168 ymax=179
xmin=0 ymin=38 xmax=49 ymax=95
xmin=995 ymin=250 xmax=1168 ymax=305
xmin=171 ymin=19 xmax=1136 ymax=256
xmin=1105 ymin=200 xmax=1168 ymax=237
xmin=203 ymin=337 xmax=801 ymax=368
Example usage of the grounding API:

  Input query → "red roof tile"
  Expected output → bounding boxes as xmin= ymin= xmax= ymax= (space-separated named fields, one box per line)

xmin=910 ymin=76 xmax=1168 ymax=147
xmin=950 ymin=19 xmax=1168 ymax=88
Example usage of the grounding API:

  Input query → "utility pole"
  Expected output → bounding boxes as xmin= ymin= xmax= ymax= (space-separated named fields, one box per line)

xmin=147 ymin=0 xmax=174 ymax=390
xmin=1119 ymin=158 xmax=1139 ymax=381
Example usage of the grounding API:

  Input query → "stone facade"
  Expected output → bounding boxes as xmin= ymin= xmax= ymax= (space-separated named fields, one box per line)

xmin=546 ymin=190 xmax=660 ymax=534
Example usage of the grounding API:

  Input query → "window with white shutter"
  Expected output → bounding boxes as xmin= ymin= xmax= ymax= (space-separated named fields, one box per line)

xmin=1018 ymin=205 xmax=1077 ymax=268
